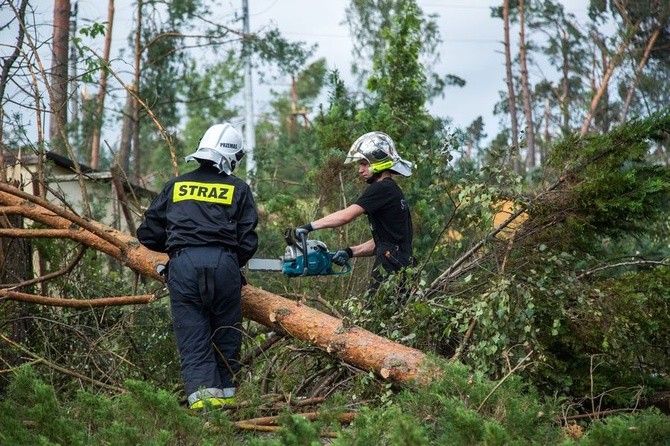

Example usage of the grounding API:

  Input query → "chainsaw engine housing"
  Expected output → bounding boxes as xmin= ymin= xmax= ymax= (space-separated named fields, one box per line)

xmin=283 ymin=240 xmax=337 ymax=277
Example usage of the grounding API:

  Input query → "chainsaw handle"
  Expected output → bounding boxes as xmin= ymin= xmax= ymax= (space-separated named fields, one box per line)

xmin=283 ymin=227 xmax=295 ymax=246
xmin=296 ymin=230 xmax=309 ymax=276
xmin=285 ymin=227 xmax=308 ymax=253
xmin=336 ymin=260 xmax=352 ymax=275
xmin=329 ymin=254 xmax=352 ymax=275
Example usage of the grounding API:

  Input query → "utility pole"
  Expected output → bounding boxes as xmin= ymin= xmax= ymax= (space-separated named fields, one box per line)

xmin=242 ymin=0 xmax=256 ymax=188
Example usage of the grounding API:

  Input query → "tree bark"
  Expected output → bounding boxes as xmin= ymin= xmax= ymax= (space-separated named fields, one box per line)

xmin=0 ymin=183 xmax=435 ymax=386
xmin=619 ymin=27 xmax=661 ymax=124
xmin=49 ymin=0 xmax=70 ymax=153
xmin=132 ymin=0 xmax=142 ymax=183
xmin=580 ymin=26 xmax=637 ymax=135
xmin=559 ymin=29 xmax=570 ymax=136
xmin=503 ymin=0 xmax=521 ymax=173
xmin=518 ymin=0 xmax=536 ymax=170
xmin=117 ymin=87 xmax=135 ymax=174
xmin=89 ymin=0 xmax=115 ymax=169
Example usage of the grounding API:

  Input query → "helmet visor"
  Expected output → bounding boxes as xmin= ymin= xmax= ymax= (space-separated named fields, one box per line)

xmin=185 ymin=147 xmax=223 ymax=164
xmin=389 ymin=158 xmax=413 ymax=177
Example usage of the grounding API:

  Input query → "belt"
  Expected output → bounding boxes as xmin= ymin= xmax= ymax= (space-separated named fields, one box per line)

xmin=169 ymin=245 xmax=232 ymax=258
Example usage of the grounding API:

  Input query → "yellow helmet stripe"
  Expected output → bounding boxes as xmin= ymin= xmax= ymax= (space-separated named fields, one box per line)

xmin=369 ymin=159 xmax=394 ymax=174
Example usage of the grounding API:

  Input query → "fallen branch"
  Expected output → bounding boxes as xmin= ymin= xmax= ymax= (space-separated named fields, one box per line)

xmin=235 ymin=411 xmax=356 ymax=427
xmin=232 ymin=422 xmax=339 ymax=438
xmin=240 ymin=331 xmax=284 ymax=366
xmin=560 ymin=407 xmax=639 ymax=422
xmin=577 ymin=259 xmax=669 ymax=279
xmin=0 ymin=290 xmax=156 ymax=307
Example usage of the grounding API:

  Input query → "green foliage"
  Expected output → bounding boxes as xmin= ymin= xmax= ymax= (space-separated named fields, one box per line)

xmin=0 ymin=366 xmax=86 ymax=445
xmin=247 ymin=29 xmax=316 ymax=77
xmin=71 ymin=23 xmax=107 ymax=84
xmin=2 ymin=355 xmax=669 ymax=444
xmin=0 ymin=366 xmax=231 ymax=445
xmin=335 ymin=406 xmax=428 ymax=445
xmin=181 ymin=54 xmax=244 ymax=150
xmin=366 ymin=2 xmax=427 ymax=121
xmin=579 ymin=409 xmax=670 ymax=446
xmin=344 ymin=0 xmax=456 ymax=100
xmin=547 ymin=111 xmax=670 ymax=246
xmin=426 ymin=112 xmax=670 ymax=399
xmin=19 ymin=233 xmax=181 ymax=393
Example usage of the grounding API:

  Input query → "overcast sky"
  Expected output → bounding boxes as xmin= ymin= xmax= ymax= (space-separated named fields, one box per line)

xmin=243 ymin=0 xmax=591 ymax=140
xmin=250 ymin=0 xmax=506 ymax=134
xmin=2 ymin=0 xmax=593 ymax=145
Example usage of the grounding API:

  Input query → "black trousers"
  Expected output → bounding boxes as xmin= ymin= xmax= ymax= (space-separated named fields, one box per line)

xmin=369 ymin=242 xmax=413 ymax=297
xmin=166 ymin=246 xmax=241 ymax=397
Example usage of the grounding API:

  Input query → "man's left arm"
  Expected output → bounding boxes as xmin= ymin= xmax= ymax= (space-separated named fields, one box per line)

xmin=235 ymin=187 xmax=259 ymax=266
xmin=350 ymin=238 xmax=375 ymax=257
xmin=137 ymin=190 xmax=169 ymax=253
xmin=312 ymin=204 xmax=365 ymax=230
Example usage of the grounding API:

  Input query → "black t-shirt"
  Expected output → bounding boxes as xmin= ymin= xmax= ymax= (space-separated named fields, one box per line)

xmin=355 ymin=177 xmax=413 ymax=256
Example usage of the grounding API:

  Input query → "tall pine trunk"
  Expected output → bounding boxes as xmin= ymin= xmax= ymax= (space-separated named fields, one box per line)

xmin=132 ymin=0 xmax=142 ymax=183
xmin=89 ymin=0 xmax=115 ymax=169
xmin=580 ymin=27 xmax=637 ymax=135
xmin=620 ymin=27 xmax=660 ymax=124
xmin=518 ymin=0 xmax=536 ymax=169
xmin=503 ymin=0 xmax=521 ymax=173
xmin=49 ymin=0 xmax=70 ymax=154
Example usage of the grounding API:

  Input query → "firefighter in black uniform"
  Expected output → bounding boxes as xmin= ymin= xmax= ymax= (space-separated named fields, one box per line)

xmin=137 ymin=123 xmax=258 ymax=410
xmin=295 ymin=131 xmax=414 ymax=296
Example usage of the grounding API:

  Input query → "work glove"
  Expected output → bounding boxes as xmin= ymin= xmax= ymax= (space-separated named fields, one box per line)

xmin=332 ymin=247 xmax=353 ymax=266
xmin=294 ymin=222 xmax=314 ymax=239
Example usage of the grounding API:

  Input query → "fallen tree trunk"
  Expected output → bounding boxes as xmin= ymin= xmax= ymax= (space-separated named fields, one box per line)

xmin=242 ymin=286 xmax=431 ymax=385
xmin=0 ymin=183 xmax=434 ymax=386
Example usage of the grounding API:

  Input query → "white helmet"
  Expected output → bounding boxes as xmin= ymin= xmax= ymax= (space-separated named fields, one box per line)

xmin=185 ymin=123 xmax=244 ymax=175
xmin=344 ymin=131 xmax=413 ymax=177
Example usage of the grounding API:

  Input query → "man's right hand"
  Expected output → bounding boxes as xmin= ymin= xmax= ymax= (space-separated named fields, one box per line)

xmin=332 ymin=247 xmax=353 ymax=266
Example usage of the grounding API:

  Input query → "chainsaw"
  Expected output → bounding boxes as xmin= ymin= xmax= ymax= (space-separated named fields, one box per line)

xmin=246 ymin=228 xmax=351 ymax=277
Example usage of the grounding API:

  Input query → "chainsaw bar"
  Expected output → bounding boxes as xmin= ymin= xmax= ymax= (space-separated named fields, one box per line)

xmin=246 ymin=258 xmax=283 ymax=271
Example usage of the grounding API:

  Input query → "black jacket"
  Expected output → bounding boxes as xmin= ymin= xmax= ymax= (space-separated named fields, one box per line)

xmin=137 ymin=164 xmax=258 ymax=266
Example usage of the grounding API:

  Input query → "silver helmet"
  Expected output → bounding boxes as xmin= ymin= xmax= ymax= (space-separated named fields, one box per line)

xmin=185 ymin=123 xmax=244 ymax=175
xmin=344 ymin=131 xmax=413 ymax=177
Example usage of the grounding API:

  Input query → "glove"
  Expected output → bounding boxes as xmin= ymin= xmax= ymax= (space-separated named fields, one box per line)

xmin=294 ymin=222 xmax=314 ymax=239
xmin=332 ymin=247 xmax=353 ymax=266
xmin=156 ymin=264 xmax=167 ymax=278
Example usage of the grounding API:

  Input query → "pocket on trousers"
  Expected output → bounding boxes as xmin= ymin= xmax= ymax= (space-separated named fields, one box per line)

xmin=376 ymin=242 xmax=404 ymax=270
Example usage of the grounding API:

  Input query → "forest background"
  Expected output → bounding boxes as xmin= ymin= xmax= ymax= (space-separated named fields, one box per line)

xmin=1 ymin=0 xmax=669 ymax=444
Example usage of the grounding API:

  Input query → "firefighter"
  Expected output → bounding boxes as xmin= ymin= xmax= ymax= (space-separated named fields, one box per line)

xmin=295 ymin=131 xmax=414 ymax=296
xmin=137 ymin=123 xmax=258 ymax=410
